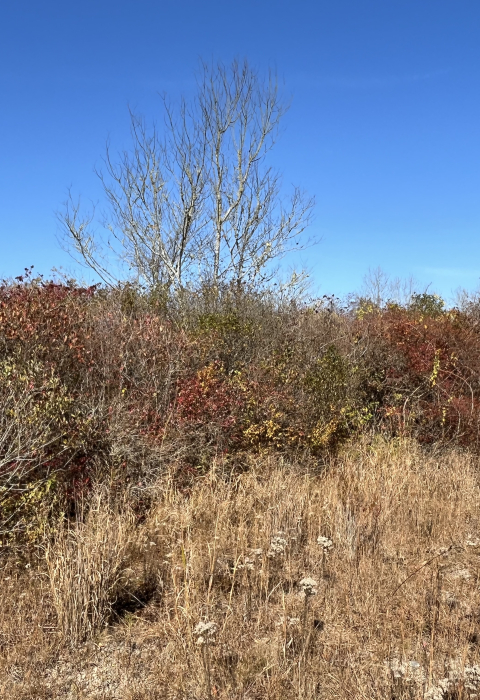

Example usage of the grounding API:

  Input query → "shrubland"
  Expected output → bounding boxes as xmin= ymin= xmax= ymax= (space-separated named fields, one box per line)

xmin=3 ymin=273 xmax=480 ymax=698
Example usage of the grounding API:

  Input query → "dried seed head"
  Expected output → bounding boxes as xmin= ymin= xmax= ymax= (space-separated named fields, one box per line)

xmin=194 ymin=621 xmax=217 ymax=645
xmin=317 ymin=536 xmax=333 ymax=552
xmin=277 ymin=616 xmax=300 ymax=627
xmin=299 ymin=577 xmax=318 ymax=596
xmin=267 ymin=535 xmax=288 ymax=558
xmin=238 ymin=556 xmax=255 ymax=571
xmin=387 ymin=658 xmax=425 ymax=684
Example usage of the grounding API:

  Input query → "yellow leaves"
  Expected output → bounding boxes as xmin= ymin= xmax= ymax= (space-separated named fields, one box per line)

xmin=355 ymin=300 xmax=376 ymax=320
xmin=441 ymin=406 xmax=447 ymax=425
xmin=0 ymin=476 xmax=58 ymax=545
xmin=243 ymin=412 xmax=299 ymax=449
xmin=243 ymin=419 xmax=282 ymax=445
xmin=430 ymin=349 xmax=441 ymax=386
xmin=0 ymin=357 xmax=82 ymax=449
xmin=308 ymin=418 xmax=339 ymax=449
xmin=384 ymin=406 xmax=400 ymax=418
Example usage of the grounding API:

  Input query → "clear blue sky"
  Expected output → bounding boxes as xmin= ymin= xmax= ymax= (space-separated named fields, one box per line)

xmin=1 ymin=0 xmax=479 ymax=301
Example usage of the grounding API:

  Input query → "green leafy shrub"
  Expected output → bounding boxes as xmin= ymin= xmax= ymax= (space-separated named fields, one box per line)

xmin=408 ymin=292 xmax=445 ymax=317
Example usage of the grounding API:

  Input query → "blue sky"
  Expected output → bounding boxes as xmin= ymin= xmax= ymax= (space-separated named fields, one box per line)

xmin=1 ymin=0 xmax=479 ymax=301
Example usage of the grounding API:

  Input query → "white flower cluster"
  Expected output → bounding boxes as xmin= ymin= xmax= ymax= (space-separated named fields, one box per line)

xmin=299 ymin=577 xmax=318 ymax=597
xmin=388 ymin=658 xmax=480 ymax=699
xmin=440 ymin=589 xmax=458 ymax=609
xmin=238 ymin=548 xmax=263 ymax=570
xmin=425 ymin=666 xmax=480 ymax=700
xmin=424 ymin=679 xmax=452 ymax=700
xmin=237 ymin=556 xmax=255 ymax=571
xmin=464 ymin=666 xmax=480 ymax=696
xmin=317 ymin=536 xmax=333 ymax=552
xmin=450 ymin=567 xmax=471 ymax=580
xmin=267 ymin=534 xmax=288 ymax=558
xmin=465 ymin=536 xmax=480 ymax=547
xmin=276 ymin=616 xmax=300 ymax=627
xmin=194 ymin=621 xmax=217 ymax=646
xmin=388 ymin=658 xmax=425 ymax=685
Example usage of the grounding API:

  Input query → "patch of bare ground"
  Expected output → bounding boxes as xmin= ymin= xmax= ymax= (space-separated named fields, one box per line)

xmin=3 ymin=437 xmax=480 ymax=699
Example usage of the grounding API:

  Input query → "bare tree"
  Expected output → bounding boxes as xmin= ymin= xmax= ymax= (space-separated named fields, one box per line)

xmin=59 ymin=59 xmax=314 ymax=292
xmin=359 ymin=266 xmax=418 ymax=308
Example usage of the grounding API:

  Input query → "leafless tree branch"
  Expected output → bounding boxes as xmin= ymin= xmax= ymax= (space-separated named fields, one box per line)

xmin=58 ymin=59 xmax=315 ymax=293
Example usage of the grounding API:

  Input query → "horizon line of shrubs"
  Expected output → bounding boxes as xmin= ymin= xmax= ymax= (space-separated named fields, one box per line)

xmin=2 ymin=271 xmax=480 ymax=542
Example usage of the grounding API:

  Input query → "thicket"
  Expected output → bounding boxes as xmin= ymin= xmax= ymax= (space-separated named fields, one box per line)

xmin=2 ymin=271 xmax=480 ymax=545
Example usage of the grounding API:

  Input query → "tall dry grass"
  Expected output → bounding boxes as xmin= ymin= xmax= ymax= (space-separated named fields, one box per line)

xmin=45 ymin=490 xmax=136 ymax=646
xmin=2 ymin=438 xmax=480 ymax=698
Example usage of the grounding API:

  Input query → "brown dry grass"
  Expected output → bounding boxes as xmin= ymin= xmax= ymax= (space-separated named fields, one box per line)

xmin=45 ymin=490 xmax=136 ymax=647
xmin=2 ymin=437 xmax=480 ymax=699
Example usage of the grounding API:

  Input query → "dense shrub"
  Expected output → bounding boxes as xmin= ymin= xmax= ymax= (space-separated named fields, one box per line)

xmin=2 ymin=276 xmax=480 ymax=540
xmin=356 ymin=304 xmax=480 ymax=447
